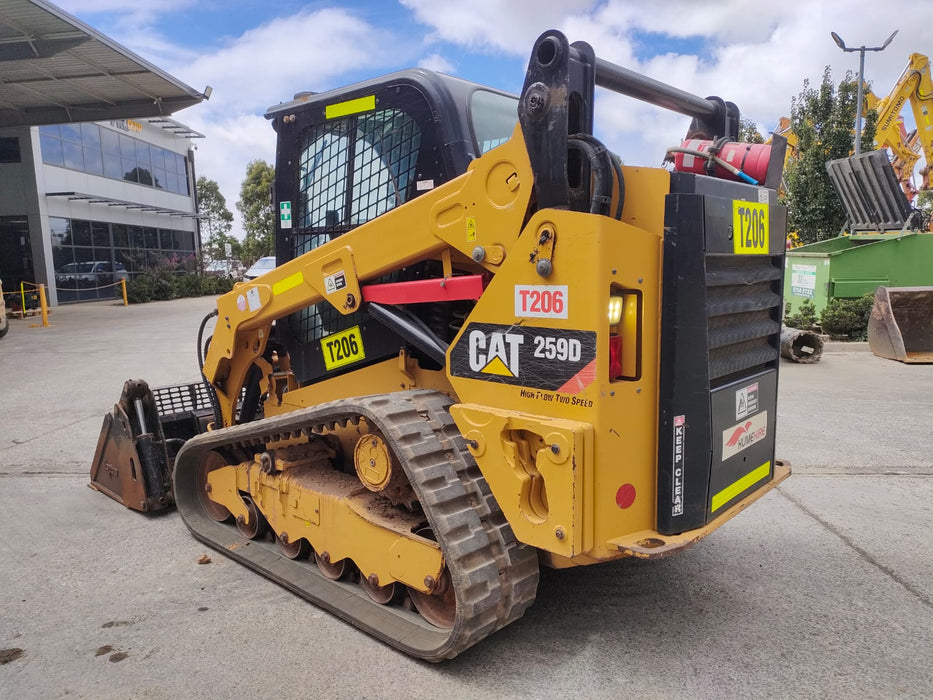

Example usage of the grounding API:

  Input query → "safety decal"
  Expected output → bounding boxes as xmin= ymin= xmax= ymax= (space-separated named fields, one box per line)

xmin=246 ymin=286 xmax=261 ymax=313
xmin=735 ymin=381 xmax=759 ymax=420
xmin=722 ymin=410 xmax=768 ymax=461
xmin=672 ymin=415 xmax=685 ymax=517
xmin=449 ymin=322 xmax=596 ymax=392
xmin=279 ymin=201 xmax=292 ymax=230
xmin=324 ymin=270 xmax=347 ymax=295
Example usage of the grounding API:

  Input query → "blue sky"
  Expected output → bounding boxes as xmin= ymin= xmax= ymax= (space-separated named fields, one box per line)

xmin=53 ymin=0 xmax=933 ymax=238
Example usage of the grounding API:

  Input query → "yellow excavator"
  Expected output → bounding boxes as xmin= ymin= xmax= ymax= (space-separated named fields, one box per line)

xmin=776 ymin=52 xmax=933 ymax=202
xmin=91 ymin=30 xmax=790 ymax=660
xmin=869 ymin=53 xmax=933 ymax=200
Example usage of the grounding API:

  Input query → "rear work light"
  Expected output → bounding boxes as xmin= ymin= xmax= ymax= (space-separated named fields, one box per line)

xmin=608 ymin=291 xmax=640 ymax=380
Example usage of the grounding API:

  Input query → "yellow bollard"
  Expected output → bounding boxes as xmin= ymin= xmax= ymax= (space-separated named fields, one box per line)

xmin=39 ymin=283 xmax=50 ymax=327
xmin=121 ymin=278 xmax=128 ymax=306
xmin=19 ymin=281 xmax=26 ymax=314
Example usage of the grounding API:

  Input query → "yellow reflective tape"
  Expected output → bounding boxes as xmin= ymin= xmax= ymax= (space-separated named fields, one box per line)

xmin=272 ymin=271 xmax=304 ymax=296
xmin=711 ymin=461 xmax=771 ymax=513
xmin=325 ymin=95 xmax=376 ymax=120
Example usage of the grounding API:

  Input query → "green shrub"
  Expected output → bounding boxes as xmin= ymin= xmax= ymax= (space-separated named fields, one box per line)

xmin=125 ymin=261 xmax=235 ymax=304
xmin=126 ymin=267 xmax=174 ymax=303
xmin=819 ymin=294 xmax=875 ymax=340
xmin=784 ymin=299 xmax=817 ymax=329
xmin=200 ymin=275 xmax=235 ymax=295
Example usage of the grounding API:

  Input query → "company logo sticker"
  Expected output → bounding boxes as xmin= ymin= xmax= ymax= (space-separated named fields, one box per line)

xmin=468 ymin=329 xmax=523 ymax=377
xmin=450 ymin=323 xmax=596 ymax=392
xmin=722 ymin=410 xmax=768 ymax=461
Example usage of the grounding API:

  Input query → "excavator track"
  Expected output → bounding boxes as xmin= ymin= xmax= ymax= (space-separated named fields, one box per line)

xmin=172 ymin=390 xmax=539 ymax=661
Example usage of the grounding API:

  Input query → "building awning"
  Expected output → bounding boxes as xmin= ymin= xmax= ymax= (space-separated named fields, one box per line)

xmin=0 ymin=0 xmax=209 ymax=128
xmin=46 ymin=191 xmax=202 ymax=218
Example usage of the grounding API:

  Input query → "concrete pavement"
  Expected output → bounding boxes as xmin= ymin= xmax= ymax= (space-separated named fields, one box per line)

xmin=1 ymin=299 xmax=931 ymax=698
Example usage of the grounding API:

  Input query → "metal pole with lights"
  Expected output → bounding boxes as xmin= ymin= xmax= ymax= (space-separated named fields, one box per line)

xmin=831 ymin=30 xmax=898 ymax=155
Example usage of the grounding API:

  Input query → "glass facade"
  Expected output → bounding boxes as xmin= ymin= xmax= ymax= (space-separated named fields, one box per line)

xmin=50 ymin=216 xmax=196 ymax=303
xmin=0 ymin=136 xmax=21 ymax=163
xmin=39 ymin=122 xmax=190 ymax=195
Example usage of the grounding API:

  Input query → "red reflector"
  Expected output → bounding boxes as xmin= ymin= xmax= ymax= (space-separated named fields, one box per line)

xmin=616 ymin=483 xmax=636 ymax=509
xmin=609 ymin=334 xmax=622 ymax=378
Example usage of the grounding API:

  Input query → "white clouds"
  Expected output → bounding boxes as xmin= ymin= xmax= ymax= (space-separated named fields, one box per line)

xmin=55 ymin=0 xmax=933 ymax=236
xmin=429 ymin=0 xmax=933 ymax=179
xmin=173 ymin=9 xmax=395 ymax=116
xmin=399 ymin=0 xmax=599 ymax=54
xmin=168 ymin=8 xmax=402 ymax=237
xmin=54 ymin=0 xmax=197 ymax=37
xmin=418 ymin=53 xmax=457 ymax=75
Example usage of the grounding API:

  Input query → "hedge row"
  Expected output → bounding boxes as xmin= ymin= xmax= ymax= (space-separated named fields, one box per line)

xmin=126 ymin=268 xmax=235 ymax=304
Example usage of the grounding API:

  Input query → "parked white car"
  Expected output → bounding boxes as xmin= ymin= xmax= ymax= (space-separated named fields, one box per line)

xmin=204 ymin=259 xmax=246 ymax=279
xmin=244 ymin=256 xmax=276 ymax=280
xmin=55 ymin=261 xmax=128 ymax=287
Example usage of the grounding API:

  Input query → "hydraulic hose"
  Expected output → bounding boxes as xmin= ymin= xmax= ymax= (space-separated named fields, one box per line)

xmin=567 ymin=134 xmax=620 ymax=217
xmin=196 ymin=309 xmax=223 ymax=428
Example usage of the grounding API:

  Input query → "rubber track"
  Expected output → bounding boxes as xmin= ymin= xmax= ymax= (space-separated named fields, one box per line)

xmin=172 ymin=390 xmax=539 ymax=661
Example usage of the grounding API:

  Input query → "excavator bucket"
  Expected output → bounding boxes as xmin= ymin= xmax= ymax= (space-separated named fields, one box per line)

xmin=868 ymin=286 xmax=933 ymax=363
xmin=90 ymin=379 xmax=175 ymax=512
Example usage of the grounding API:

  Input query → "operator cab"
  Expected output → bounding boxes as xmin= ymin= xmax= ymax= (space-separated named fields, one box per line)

xmin=265 ymin=70 xmax=518 ymax=385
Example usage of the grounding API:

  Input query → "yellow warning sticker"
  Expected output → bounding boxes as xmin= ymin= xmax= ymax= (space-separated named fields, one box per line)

xmin=733 ymin=201 xmax=769 ymax=255
xmin=466 ymin=216 xmax=477 ymax=242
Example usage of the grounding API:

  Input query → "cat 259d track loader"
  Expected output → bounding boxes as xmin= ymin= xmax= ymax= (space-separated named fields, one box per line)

xmin=91 ymin=30 xmax=790 ymax=660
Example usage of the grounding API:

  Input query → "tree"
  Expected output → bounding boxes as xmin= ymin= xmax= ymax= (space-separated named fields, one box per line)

xmin=739 ymin=118 xmax=765 ymax=144
xmin=237 ymin=160 xmax=275 ymax=265
xmin=782 ymin=68 xmax=877 ymax=244
xmin=196 ymin=176 xmax=238 ymax=261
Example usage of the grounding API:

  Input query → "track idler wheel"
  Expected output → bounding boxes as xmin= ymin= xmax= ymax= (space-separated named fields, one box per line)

xmin=197 ymin=450 xmax=232 ymax=522
xmin=235 ymin=497 xmax=267 ymax=540
xmin=409 ymin=568 xmax=455 ymax=629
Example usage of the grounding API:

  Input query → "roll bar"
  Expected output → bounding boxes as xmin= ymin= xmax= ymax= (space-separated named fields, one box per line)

xmin=518 ymin=30 xmax=740 ymax=211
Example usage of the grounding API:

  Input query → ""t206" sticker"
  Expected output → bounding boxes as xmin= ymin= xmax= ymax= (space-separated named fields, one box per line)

xmin=321 ymin=325 xmax=365 ymax=371
xmin=515 ymin=285 xmax=568 ymax=319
